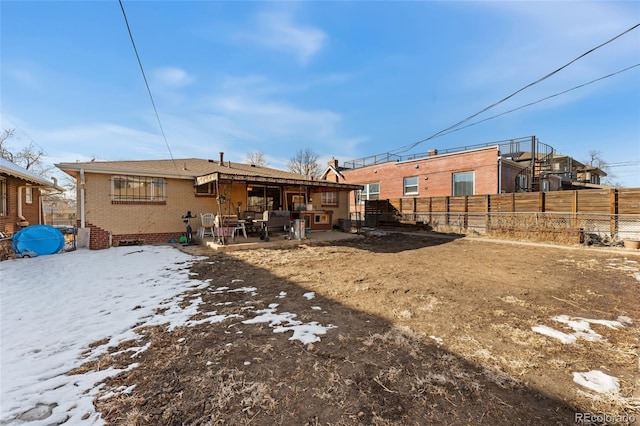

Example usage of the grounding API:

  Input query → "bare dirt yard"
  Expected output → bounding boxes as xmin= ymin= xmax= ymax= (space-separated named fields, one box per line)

xmin=89 ymin=232 xmax=640 ymax=425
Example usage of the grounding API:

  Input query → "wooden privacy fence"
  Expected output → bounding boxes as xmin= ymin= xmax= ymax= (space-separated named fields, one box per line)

xmin=364 ymin=188 xmax=640 ymax=242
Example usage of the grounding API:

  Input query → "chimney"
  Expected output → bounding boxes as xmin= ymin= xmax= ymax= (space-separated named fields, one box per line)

xmin=328 ymin=157 xmax=339 ymax=168
xmin=219 ymin=152 xmax=224 ymax=166
xmin=428 ymin=149 xmax=438 ymax=157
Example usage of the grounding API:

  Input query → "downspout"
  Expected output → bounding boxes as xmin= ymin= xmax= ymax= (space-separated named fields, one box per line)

xmin=17 ymin=186 xmax=26 ymax=222
xmin=498 ymin=156 xmax=502 ymax=194
xmin=80 ymin=168 xmax=86 ymax=228
xmin=17 ymin=185 xmax=47 ymax=225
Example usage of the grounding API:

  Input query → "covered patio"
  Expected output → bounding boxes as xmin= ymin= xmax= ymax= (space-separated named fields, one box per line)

xmin=193 ymin=169 xmax=362 ymax=241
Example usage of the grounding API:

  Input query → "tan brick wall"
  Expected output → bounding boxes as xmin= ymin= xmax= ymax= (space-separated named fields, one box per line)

xmin=78 ymin=172 xmax=355 ymax=248
xmin=309 ymin=189 xmax=351 ymax=226
xmin=81 ymin=173 xmax=218 ymax=239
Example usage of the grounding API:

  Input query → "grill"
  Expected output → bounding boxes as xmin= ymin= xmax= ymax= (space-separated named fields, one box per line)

xmin=260 ymin=210 xmax=292 ymax=241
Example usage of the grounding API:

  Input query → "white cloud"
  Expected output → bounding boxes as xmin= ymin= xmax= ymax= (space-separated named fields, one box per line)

xmin=239 ymin=10 xmax=326 ymax=65
xmin=446 ymin=2 xmax=639 ymax=118
xmin=152 ymin=67 xmax=195 ymax=87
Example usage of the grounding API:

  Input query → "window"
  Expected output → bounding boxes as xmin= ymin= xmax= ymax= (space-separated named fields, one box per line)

xmin=321 ymin=191 xmax=338 ymax=206
xmin=452 ymin=172 xmax=474 ymax=196
xmin=0 ymin=178 xmax=6 ymax=216
xmin=195 ymin=182 xmax=216 ymax=195
xmin=247 ymin=185 xmax=281 ymax=212
xmin=357 ymin=182 xmax=380 ymax=203
xmin=517 ymin=174 xmax=527 ymax=192
xmin=403 ymin=176 xmax=419 ymax=195
xmin=25 ymin=187 xmax=33 ymax=204
xmin=112 ymin=175 xmax=166 ymax=202
xmin=314 ymin=213 xmax=330 ymax=224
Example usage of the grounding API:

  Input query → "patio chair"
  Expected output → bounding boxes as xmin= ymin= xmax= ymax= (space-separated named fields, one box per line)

xmin=214 ymin=214 xmax=238 ymax=244
xmin=198 ymin=213 xmax=215 ymax=239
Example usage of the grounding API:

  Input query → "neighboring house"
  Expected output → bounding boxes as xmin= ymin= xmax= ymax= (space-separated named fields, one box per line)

xmin=332 ymin=136 xmax=613 ymax=217
xmin=335 ymin=137 xmax=557 ymax=214
xmin=42 ymin=198 xmax=77 ymax=227
xmin=1 ymin=158 xmax=64 ymax=236
xmin=549 ymin=154 xmax=609 ymax=189
xmin=55 ymin=154 xmax=362 ymax=250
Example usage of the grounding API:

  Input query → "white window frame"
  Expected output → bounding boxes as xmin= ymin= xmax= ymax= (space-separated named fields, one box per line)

xmin=403 ymin=176 xmax=419 ymax=195
xmin=25 ymin=186 xmax=33 ymax=204
xmin=321 ymin=191 xmax=338 ymax=206
xmin=357 ymin=182 xmax=380 ymax=203
xmin=452 ymin=171 xmax=474 ymax=196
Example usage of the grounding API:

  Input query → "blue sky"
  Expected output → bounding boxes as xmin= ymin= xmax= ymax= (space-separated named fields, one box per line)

xmin=1 ymin=1 xmax=639 ymax=186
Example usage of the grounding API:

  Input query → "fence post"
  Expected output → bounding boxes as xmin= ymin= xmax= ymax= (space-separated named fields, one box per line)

xmin=428 ymin=197 xmax=432 ymax=224
xmin=572 ymin=190 xmax=578 ymax=228
xmin=445 ymin=196 xmax=450 ymax=225
xmin=464 ymin=196 xmax=469 ymax=229
xmin=539 ymin=191 xmax=545 ymax=212
xmin=413 ymin=197 xmax=417 ymax=222
xmin=485 ymin=194 xmax=490 ymax=232
xmin=610 ymin=188 xmax=618 ymax=239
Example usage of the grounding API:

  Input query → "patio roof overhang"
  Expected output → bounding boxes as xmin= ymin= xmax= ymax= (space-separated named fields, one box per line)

xmin=196 ymin=172 xmax=363 ymax=192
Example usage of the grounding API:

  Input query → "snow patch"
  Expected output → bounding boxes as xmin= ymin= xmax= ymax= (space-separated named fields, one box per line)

xmin=573 ymin=370 xmax=620 ymax=395
xmin=532 ymin=315 xmax=626 ymax=344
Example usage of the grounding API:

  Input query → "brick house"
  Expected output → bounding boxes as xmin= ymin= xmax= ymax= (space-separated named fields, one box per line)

xmin=326 ymin=136 xmax=568 ymax=216
xmin=55 ymin=154 xmax=362 ymax=250
xmin=1 ymin=158 xmax=63 ymax=234
xmin=1 ymin=158 xmax=64 ymax=258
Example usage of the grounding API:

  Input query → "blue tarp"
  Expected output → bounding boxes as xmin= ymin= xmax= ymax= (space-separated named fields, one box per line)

xmin=12 ymin=225 xmax=65 ymax=256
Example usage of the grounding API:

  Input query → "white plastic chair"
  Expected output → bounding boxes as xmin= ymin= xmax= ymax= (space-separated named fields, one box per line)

xmin=199 ymin=213 xmax=215 ymax=239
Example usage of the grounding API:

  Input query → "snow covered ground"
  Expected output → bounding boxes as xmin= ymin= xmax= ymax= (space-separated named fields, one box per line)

xmin=0 ymin=245 xmax=333 ymax=425
xmin=532 ymin=314 xmax=633 ymax=397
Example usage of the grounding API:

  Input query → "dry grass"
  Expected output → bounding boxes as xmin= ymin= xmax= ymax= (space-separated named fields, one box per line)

xmin=75 ymin=234 xmax=640 ymax=425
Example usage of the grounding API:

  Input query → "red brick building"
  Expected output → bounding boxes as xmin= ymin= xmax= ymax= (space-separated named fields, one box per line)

xmin=1 ymin=158 xmax=63 ymax=236
xmin=324 ymin=136 xmax=565 ymax=216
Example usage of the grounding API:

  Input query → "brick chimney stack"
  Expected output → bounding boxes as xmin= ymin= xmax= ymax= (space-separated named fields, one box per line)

xmin=219 ymin=152 xmax=224 ymax=166
xmin=328 ymin=157 xmax=339 ymax=168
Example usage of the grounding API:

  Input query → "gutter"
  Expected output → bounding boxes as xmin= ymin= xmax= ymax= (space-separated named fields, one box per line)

xmin=498 ymin=156 xmax=502 ymax=194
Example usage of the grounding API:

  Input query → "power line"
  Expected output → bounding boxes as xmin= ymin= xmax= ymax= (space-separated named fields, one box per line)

xmin=389 ymin=22 xmax=640 ymax=156
xmin=434 ymin=63 xmax=640 ymax=138
xmin=118 ymin=0 xmax=180 ymax=174
xmin=0 ymin=111 xmax=49 ymax=155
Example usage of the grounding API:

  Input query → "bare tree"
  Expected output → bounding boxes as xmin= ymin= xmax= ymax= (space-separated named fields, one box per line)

xmin=586 ymin=150 xmax=619 ymax=186
xmin=0 ymin=128 xmax=16 ymax=162
xmin=0 ymin=128 xmax=49 ymax=174
xmin=0 ymin=128 xmax=73 ymax=195
xmin=246 ymin=151 xmax=267 ymax=167
xmin=287 ymin=148 xmax=320 ymax=177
